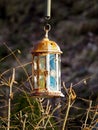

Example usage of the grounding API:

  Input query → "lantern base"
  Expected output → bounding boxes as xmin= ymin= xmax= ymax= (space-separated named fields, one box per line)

xmin=30 ymin=91 xmax=64 ymax=98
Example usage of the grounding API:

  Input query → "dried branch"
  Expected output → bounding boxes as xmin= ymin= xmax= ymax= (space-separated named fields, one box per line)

xmin=7 ymin=68 xmax=15 ymax=130
xmin=62 ymin=83 xmax=76 ymax=130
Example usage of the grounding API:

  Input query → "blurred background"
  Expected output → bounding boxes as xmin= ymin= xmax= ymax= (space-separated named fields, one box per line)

xmin=0 ymin=0 xmax=98 ymax=129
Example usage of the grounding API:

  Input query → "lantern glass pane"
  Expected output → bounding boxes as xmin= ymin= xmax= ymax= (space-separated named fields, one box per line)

xmin=39 ymin=75 xmax=45 ymax=90
xmin=49 ymin=54 xmax=57 ymax=91
xmin=58 ymin=55 xmax=61 ymax=90
xmin=46 ymin=54 xmax=49 ymax=89
xmin=39 ymin=55 xmax=46 ymax=90
xmin=33 ymin=56 xmax=38 ymax=89
xmin=34 ymin=56 xmax=37 ymax=70
xmin=39 ymin=55 xmax=45 ymax=70
xmin=34 ymin=76 xmax=38 ymax=89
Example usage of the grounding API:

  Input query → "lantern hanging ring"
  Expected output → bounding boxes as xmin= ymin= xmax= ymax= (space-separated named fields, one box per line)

xmin=44 ymin=23 xmax=51 ymax=38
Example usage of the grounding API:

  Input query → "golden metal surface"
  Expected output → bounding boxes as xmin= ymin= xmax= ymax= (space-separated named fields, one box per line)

xmin=31 ymin=38 xmax=62 ymax=54
xmin=31 ymin=90 xmax=64 ymax=97
xmin=31 ymin=37 xmax=64 ymax=97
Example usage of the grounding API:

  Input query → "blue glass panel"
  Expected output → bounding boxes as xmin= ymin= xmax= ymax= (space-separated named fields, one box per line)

xmin=49 ymin=54 xmax=57 ymax=91
xmin=50 ymin=54 xmax=56 ymax=70
xmin=58 ymin=55 xmax=61 ymax=89
xmin=50 ymin=76 xmax=57 ymax=91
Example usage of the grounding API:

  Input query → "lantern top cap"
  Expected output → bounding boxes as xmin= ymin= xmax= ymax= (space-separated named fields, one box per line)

xmin=31 ymin=37 xmax=62 ymax=54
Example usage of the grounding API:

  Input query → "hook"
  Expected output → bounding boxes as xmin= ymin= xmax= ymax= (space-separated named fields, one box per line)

xmin=44 ymin=24 xmax=51 ymax=38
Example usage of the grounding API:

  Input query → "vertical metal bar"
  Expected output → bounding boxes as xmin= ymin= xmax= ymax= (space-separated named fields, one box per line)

xmin=46 ymin=54 xmax=50 ymax=90
xmin=56 ymin=54 xmax=59 ymax=91
xmin=58 ymin=55 xmax=61 ymax=91
xmin=33 ymin=56 xmax=37 ymax=89
xmin=37 ymin=55 xmax=39 ymax=90
xmin=32 ymin=56 xmax=34 ymax=89
xmin=45 ymin=0 xmax=51 ymax=19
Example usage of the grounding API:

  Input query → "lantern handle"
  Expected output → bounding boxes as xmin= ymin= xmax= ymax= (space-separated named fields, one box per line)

xmin=44 ymin=23 xmax=51 ymax=38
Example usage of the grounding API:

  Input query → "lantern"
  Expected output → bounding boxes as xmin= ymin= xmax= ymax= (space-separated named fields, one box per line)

xmin=31 ymin=36 xmax=64 ymax=97
xmin=31 ymin=0 xmax=64 ymax=97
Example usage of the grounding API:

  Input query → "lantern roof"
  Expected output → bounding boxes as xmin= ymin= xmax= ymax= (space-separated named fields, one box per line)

xmin=31 ymin=38 xmax=62 ymax=54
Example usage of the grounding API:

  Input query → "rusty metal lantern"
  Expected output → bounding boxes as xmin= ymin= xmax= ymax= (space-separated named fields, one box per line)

xmin=31 ymin=0 xmax=64 ymax=97
xmin=31 ymin=25 xmax=64 ymax=97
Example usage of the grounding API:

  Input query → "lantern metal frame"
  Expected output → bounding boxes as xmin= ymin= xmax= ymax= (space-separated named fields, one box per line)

xmin=31 ymin=36 xmax=64 ymax=97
